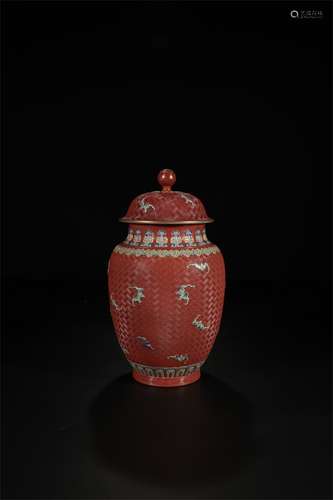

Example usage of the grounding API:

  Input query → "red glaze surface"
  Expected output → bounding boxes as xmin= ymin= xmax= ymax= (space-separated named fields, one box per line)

xmin=108 ymin=171 xmax=226 ymax=387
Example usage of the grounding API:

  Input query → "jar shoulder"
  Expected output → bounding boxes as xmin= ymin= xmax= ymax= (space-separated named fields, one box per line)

xmin=110 ymin=241 xmax=223 ymax=258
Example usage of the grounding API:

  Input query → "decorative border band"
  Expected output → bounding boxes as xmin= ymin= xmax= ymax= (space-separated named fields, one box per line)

xmin=124 ymin=226 xmax=210 ymax=247
xmin=113 ymin=245 xmax=220 ymax=258
xmin=129 ymin=361 xmax=204 ymax=378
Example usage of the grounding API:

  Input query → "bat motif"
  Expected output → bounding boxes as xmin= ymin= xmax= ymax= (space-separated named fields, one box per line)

xmin=110 ymin=294 xmax=121 ymax=310
xmin=187 ymin=262 xmax=210 ymax=273
xmin=129 ymin=286 xmax=145 ymax=305
xmin=136 ymin=336 xmax=154 ymax=350
xmin=167 ymin=354 xmax=189 ymax=363
xmin=177 ymin=284 xmax=196 ymax=305
xmin=192 ymin=315 xmax=209 ymax=331
xmin=180 ymin=193 xmax=195 ymax=207
xmin=139 ymin=197 xmax=155 ymax=214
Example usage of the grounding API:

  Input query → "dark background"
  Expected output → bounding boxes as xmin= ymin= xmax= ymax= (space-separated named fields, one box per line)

xmin=2 ymin=1 xmax=331 ymax=499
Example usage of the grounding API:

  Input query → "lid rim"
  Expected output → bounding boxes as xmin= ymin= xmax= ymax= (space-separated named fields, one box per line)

xmin=119 ymin=218 xmax=214 ymax=225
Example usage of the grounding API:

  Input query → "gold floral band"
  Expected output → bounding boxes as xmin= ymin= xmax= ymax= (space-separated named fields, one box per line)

xmin=113 ymin=244 xmax=220 ymax=258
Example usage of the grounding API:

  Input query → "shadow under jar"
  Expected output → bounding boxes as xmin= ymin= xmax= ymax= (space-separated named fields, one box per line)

xmin=108 ymin=169 xmax=226 ymax=387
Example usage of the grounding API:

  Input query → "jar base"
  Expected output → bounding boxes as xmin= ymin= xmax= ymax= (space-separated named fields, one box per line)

xmin=132 ymin=369 xmax=201 ymax=387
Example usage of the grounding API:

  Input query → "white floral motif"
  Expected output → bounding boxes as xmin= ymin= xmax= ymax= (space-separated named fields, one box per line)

xmin=192 ymin=315 xmax=209 ymax=331
xmin=133 ymin=230 xmax=142 ymax=245
xmin=183 ymin=230 xmax=194 ymax=246
xmin=177 ymin=284 xmax=196 ymax=305
xmin=129 ymin=286 xmax=145 ymax=305
xmin=139 ymin=197 xmax=155 ymax=214
xmin=142 ymin=230 xmax=154 ymax=247
xmin=195 ymin=230 xmax=204 ymax=245
xmin=170 ymin=231 xmax=183 ymax=247
xmin=126 ymin=229 xmax=134 ymax=244
xmin=156 ymin=230 xmax=168 ymax=247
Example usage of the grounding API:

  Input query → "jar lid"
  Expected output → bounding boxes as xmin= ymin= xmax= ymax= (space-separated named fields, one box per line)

xmin=120 ymin=169 xmax=213 ymax=225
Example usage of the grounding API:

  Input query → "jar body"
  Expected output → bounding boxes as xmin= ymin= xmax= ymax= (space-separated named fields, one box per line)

xmin=108 ymin=224 xmax=225 ymax=387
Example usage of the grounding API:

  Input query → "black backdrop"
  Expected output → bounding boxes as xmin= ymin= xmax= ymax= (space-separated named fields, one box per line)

xmin=2 ymin=2 xmax=332 ymax=499
xmin=3 ymin=0 xmax=331 ymax=282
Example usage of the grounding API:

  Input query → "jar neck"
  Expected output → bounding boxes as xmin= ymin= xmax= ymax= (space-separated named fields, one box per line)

xmin=123 ymin=224 xmax=210 ymax=248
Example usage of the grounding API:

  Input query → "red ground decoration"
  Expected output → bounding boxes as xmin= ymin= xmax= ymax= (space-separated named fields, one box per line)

xmin=108 ymin=169 xmax=225 ymax=387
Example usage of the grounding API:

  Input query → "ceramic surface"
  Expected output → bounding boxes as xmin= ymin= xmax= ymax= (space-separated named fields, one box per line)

xmin=108 ymin=169 xmax=225 ymax=387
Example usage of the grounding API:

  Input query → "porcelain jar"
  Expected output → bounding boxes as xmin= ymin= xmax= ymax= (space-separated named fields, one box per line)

xmin=108 ymin=169 xmax=226 ymax=387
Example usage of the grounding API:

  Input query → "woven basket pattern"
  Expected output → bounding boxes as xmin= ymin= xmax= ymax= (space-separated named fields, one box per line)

xmin=108 ymin=244 xmax=225 ymax=371
xmin=122 ymin=191 xmax=210 ymax=222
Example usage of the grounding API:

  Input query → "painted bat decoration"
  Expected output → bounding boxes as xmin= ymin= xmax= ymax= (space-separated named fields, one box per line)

xmin=192 ymin=315 xmax=209 ymax=331
xmin=110 ymin=294 xmax=121 ymax=310
xmin=180 ymin=193 xmax=195 ymax=207
xmin=129 ymin=286 xmax=145 ymax=305
xmin=167 ymin=354 xmax=189 ymax=363
xmin=187 ymin=262 xmax=210 ymax=273
xmin=139 ymin=197 xmax=155 ymax=214
xmin=177 ymin=284 xmax=196 ymax=305
xmin=136 ymin=336 xmax=154 ymax=350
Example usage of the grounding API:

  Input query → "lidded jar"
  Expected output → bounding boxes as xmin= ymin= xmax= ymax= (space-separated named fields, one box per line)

xmin=108 ymin=169 xmax=226 ymax=387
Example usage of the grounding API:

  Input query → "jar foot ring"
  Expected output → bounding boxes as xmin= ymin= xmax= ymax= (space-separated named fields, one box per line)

xmin=132 ymin=369 xmax=201 ymax=387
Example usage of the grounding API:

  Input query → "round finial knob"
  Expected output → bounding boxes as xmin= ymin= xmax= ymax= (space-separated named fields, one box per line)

xmin=158 ymin=169 xmax=176 ymax=192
